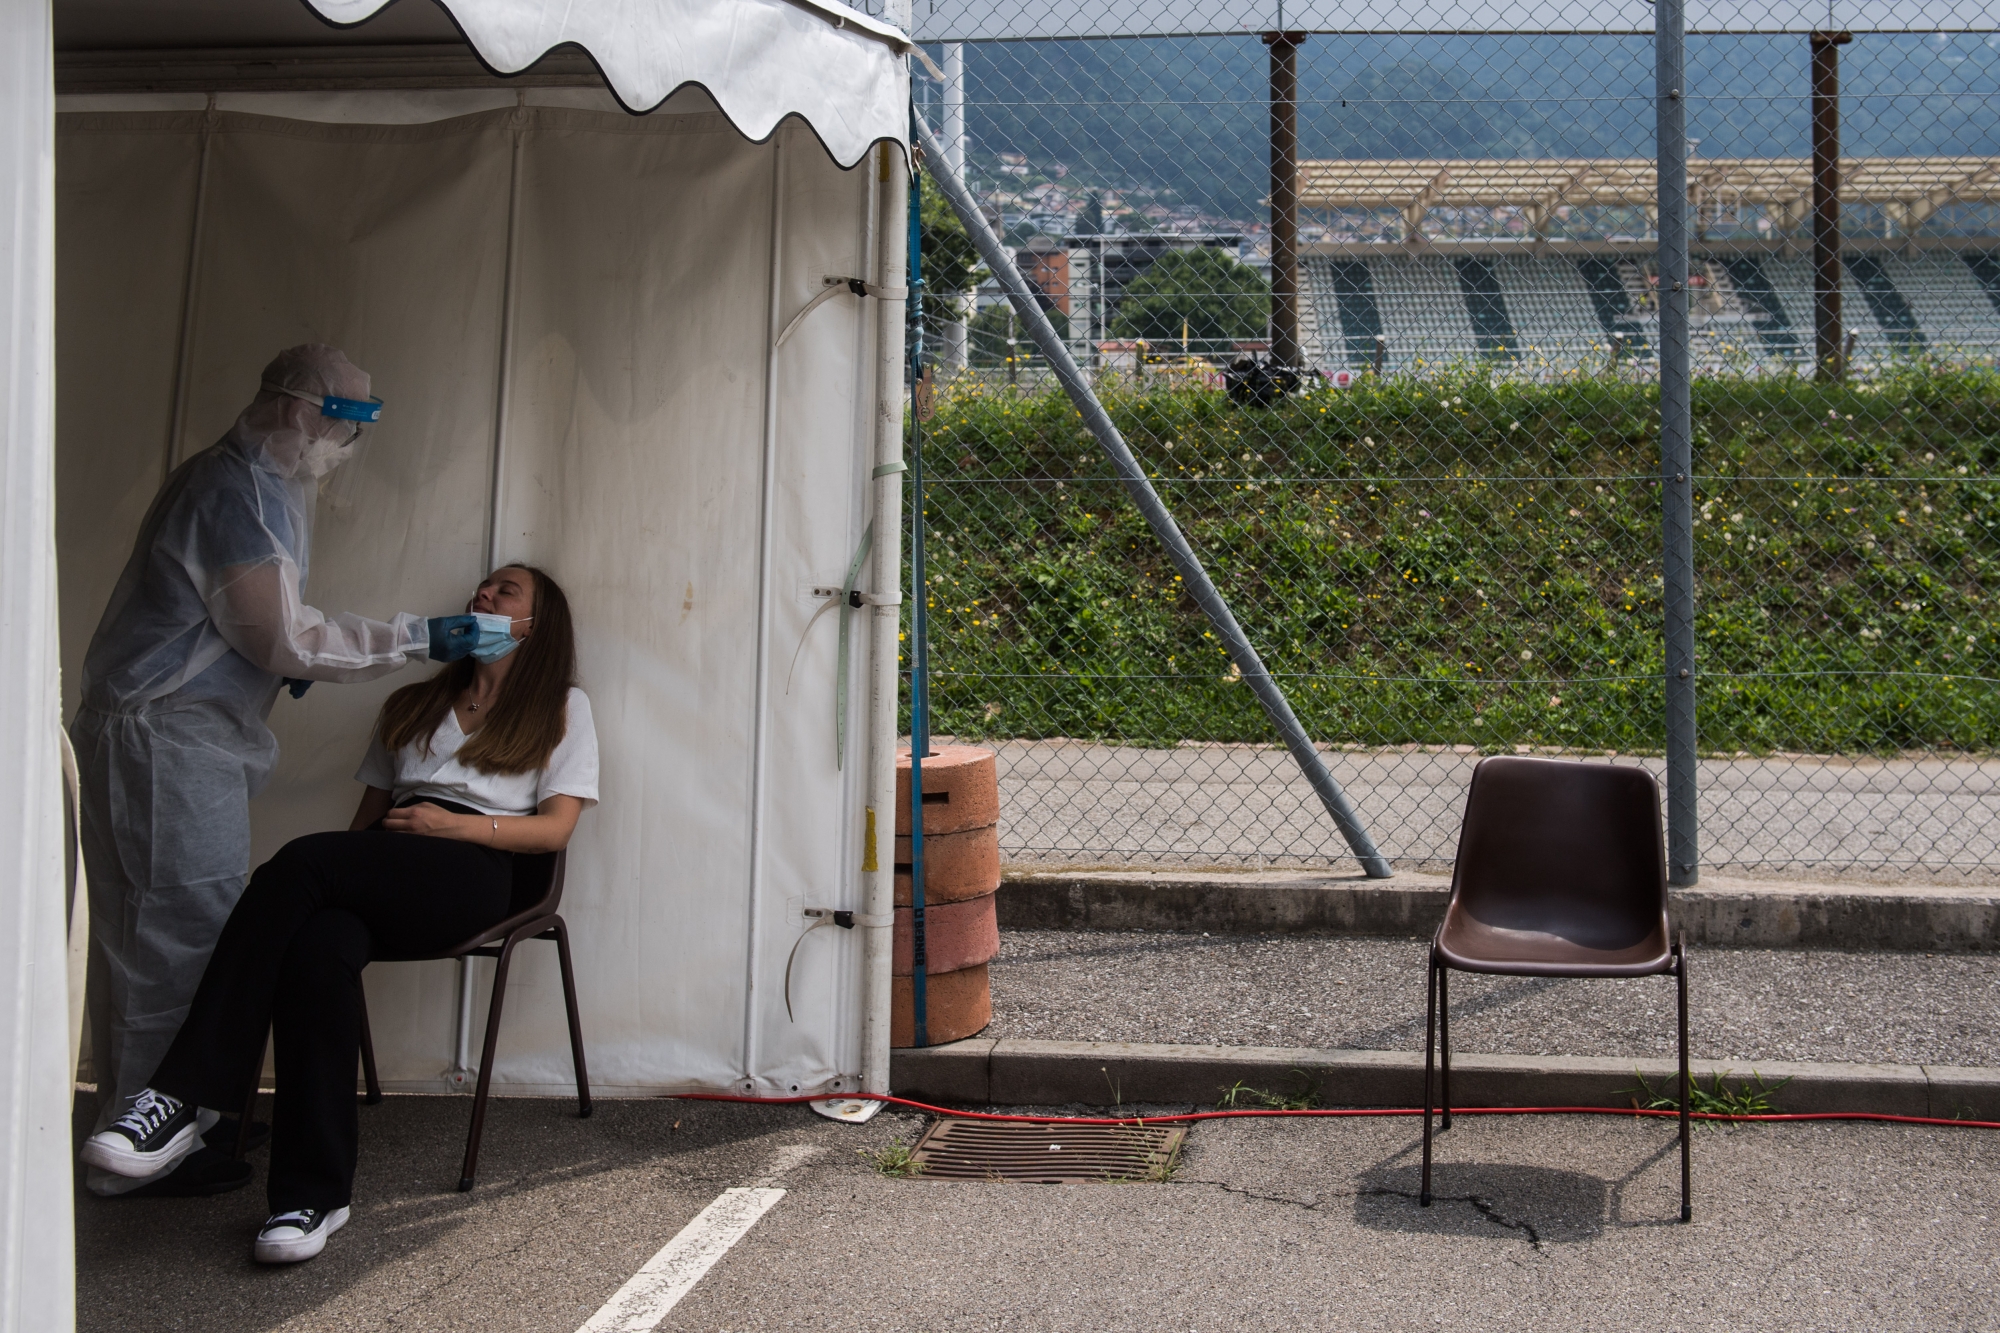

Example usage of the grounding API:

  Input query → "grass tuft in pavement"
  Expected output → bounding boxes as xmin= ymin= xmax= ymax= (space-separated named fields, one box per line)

xmin=1625 ymin=1067 xmax=1793 ymax=1119
xmin=858 ymin=1141 xmax=926 ymax=1179
xmin=1216 ymin=1073 xmax=1324 ymax=1111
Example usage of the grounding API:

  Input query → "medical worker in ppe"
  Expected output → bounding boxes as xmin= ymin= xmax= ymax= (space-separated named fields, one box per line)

xmin=72 ymin=344 xmax=474 ymax=1196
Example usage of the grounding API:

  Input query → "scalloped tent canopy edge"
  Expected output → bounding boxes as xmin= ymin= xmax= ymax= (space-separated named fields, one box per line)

xmin=307 ymin=0 xmax=910 ymax=167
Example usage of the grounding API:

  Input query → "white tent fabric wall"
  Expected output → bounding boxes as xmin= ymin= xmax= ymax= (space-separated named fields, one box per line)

xmin=55 ymin=89 xmax=894 ymax=1098
xmin=0 ymin=2 xmax=75 ymax=1330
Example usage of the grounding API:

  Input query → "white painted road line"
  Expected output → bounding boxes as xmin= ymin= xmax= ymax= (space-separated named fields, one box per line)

xmin=577 ymin=1187 xmax=787 ymax=1333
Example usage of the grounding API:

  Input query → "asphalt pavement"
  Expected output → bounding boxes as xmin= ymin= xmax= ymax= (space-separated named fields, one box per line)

xmin=75 ymin=1093 xmax=2000 ymax=1331
xmin=986 ymin=929 xmax=2000 ymax=1067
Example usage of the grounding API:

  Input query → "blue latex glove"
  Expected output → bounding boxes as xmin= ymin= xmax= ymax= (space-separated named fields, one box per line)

xmin=428 ymin=615 xmax=479 ymax=662
xmin=282 ymin=678 xmax=312 ymax=699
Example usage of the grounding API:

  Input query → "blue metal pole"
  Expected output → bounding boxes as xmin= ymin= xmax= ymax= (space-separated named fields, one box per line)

xmin=906 ymin=154 xmax=930 ymax=1047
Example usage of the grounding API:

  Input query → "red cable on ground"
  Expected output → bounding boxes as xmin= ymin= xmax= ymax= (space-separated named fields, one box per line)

xmin=675 ymin=1090 xmax=2000 ymax=1131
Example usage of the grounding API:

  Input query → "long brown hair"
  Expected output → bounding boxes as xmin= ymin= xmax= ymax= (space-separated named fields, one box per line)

xmin=377 ymin=565 xmax=578 ymax=775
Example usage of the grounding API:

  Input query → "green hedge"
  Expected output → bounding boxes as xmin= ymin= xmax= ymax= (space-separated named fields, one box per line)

xmin=909 ymin=365 xmax=2000 ymax=755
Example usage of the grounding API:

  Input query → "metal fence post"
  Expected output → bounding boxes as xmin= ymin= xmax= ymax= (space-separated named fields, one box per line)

xmin=1810 ymin=30 xmax=1852 ymax=381
xmin=1657 ymin=0 xmax=1699 ymax=886
xmin=1265 ymin=30 xmax=1304 ymax=367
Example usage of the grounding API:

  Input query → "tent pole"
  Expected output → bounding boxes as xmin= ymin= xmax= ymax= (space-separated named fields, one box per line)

xmin=910 ymin=114 xmax=1391 ymax=879
xmin=164 ymin=95 xmax=215 ymax=479
xmin=862 ymin=143 xmax=910 ymax=1095
xmin=741 ymin=133 xmax=789 ymax=1089
xmin=4 ymin=4 xmax=78 ymax=1323
xmin=454 ymin=99 xmax=526 ymax=1087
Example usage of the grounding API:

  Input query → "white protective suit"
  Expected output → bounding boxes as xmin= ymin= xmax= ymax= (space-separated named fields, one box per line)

xmin=72 ymin=346 xmax=428 ymax=1187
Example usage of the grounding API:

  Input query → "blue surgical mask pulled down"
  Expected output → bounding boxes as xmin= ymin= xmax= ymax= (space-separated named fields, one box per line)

xmin=469 ymin=612 xmax=527 ymax=663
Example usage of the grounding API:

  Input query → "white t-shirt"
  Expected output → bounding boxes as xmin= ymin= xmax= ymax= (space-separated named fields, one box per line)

xmin=355 ymin=686 xmax=599 ymax=817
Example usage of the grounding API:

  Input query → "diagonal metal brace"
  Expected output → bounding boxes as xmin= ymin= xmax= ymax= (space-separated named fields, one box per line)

xmin=910 ymin=114 xmax=1392 ymax=879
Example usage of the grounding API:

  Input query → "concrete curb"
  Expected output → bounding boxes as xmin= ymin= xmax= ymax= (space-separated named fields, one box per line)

xmin=892 ymin=1038 xmax=2000 ymax=1121
xmin=1000 ymin=869 xmax=2000 ymax=952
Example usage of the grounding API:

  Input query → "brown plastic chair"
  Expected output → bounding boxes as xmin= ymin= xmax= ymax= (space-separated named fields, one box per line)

xmin=242 ymin=849 xmax=592 ymax=1190
xmin=1421 ymin=755 xmax=1690 ymax=1222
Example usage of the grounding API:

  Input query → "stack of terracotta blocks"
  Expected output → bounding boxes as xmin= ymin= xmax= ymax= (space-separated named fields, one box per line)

xmin=892 ymin=744 xmax=1000 ymax=1046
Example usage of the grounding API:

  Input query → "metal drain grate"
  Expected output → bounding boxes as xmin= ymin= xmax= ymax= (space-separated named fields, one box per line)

xmin=907 ymin=1120 xmax=1187 ymax=1182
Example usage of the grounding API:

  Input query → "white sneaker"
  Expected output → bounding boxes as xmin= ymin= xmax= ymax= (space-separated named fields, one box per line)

xmin=79 ymin=1089 xmax=199 ymax=1179
xmin=253 ymin=1206 xmax=350 ymax=1264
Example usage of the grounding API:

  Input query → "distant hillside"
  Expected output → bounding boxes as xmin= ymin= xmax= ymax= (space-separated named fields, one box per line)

xmin=937 ymin=32 xmax=2000 ymax=222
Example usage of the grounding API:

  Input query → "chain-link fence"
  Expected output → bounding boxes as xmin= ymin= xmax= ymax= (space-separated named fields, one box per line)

xmin=902 ymin=6 xmax=2000 ymax=881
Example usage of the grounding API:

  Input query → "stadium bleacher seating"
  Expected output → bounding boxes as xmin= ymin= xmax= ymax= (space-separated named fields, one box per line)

xmin=1301 ymin=248 xmax=2000 ymax=376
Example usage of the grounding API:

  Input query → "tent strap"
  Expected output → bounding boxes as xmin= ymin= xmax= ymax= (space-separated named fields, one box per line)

xmin=776 ymin=276 xmax=912 ymax=349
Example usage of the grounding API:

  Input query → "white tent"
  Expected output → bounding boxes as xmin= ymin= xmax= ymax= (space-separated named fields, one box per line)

xmin=7 ymin=0 xmax=911 ymax=1320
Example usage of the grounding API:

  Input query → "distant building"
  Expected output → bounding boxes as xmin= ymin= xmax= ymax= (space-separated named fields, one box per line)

xmin=1058 ymin=232 xmax=1245 ymax=366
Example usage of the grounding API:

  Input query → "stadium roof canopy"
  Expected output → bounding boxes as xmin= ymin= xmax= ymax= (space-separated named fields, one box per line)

xmin=1298 ymin=157 xmax=2000 ymax=238
xmin=911 ymin=0 xmax=1996 ymax=43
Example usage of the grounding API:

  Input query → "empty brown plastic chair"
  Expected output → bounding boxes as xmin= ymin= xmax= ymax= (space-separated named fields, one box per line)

xmin=1422 ymin=755 xmax=1690 ymax=1222
xmin=359 ymin=847 xmax=591 ymax=1191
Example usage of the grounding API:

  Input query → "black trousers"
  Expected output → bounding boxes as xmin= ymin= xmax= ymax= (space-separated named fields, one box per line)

xmin=152 ymin=819 xmax=512 ymax=1211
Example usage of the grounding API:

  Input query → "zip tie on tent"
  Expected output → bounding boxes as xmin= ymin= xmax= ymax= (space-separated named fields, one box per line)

xmin=675 ymin=1091 xmax=2000 ymax=1132
xmin=834 ymin=523 xmax=873 ymax=769
xmin=775 ymin=276 xmax=913 ymax=350
xmin=910 ymin=46 xmax=948 ymax=83
xmin=782 ymin=909 xmax=894 ymax=1023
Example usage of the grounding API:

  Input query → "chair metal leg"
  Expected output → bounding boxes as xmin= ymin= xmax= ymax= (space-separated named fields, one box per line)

xmin=358 ymin=977 xmax=382 ymax=1105
xmin=1438 ymin=962 xmax=1453 ymax=1132
xmin=1421 ymin=948 xmax=1437 ymax=1206
xmin=1677 ymin=936 xmax=1691 ymax=1223
xmin=458 ymin=937 xmax=524 ymax=1192
xmin=235 ymin=1030 xmax=268 ymax=1160
xmin=553 ymin=920 xmax=591 ymax=1119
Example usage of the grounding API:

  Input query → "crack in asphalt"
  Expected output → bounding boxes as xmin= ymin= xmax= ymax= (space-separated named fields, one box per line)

xmin=1177 ymin=1175 xmax=1333 ymax=1211
xmin=1356 ymin=1187 xmax=1545 ymax=1247
xmin=1180 ymin=1173 xmax=1548 ymax=1248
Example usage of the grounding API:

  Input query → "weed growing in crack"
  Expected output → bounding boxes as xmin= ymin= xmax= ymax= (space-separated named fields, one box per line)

xmin=1217 ymin=1073 xmax=1323 ymax=1111
xmin=1624 ymin=1067 xmax=1791 ymax=1119
xmin=858 ymin=1142 xmax=925 ymax=1178
xmin=1104 ymin=1156 xmax=1181 ymax=1184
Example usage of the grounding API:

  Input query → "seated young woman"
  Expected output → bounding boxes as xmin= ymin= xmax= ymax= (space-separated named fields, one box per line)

xmin=80 ymin=564 xmax=598 ymax=1264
